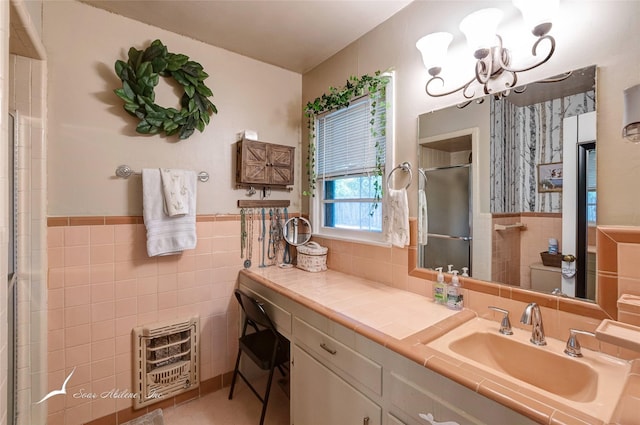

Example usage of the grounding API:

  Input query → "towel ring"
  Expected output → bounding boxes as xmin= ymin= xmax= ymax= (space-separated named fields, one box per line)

xmin=387 ymin=162 xmax=413 ymax=191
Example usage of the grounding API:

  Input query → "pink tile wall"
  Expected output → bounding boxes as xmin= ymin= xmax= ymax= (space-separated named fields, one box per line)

xmin=47 ymin=218 xmax=242 ymax=425
xmin=519 ymin=214 xmax=562 ymax=288
xmin=489 ymin=214 xmax=562 ymax=289
xmin=311 ymin=236 xmax=409 ymax=290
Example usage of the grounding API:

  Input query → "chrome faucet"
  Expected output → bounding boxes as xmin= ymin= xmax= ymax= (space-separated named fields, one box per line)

xmin=564 ymin=329 xmax=596 ymax=357
xmin=520 ymin=303 xmax=546 ymax=346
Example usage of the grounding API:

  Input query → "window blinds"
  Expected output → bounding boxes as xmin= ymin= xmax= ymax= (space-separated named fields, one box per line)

xmin=316 ymin=97 xmax=386 ymax=178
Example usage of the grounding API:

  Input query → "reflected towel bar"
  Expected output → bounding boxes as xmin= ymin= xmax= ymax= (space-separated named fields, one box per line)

xmin=493 ymin=222 xmax=527 ymax=231
xmin=115 ymin=165 xmax=209 ymax=182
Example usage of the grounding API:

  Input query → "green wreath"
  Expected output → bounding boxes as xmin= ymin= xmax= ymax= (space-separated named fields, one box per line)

xmin=114 ymin=40 xmax=218 ymax=140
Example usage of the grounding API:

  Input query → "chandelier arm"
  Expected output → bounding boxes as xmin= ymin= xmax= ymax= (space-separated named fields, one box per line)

xmin=425 ymin=75 xmax=478 ymax=98
xmin=500 ymin=35 xmax=556 ymax=74
xmin=475 ymin=55 xmax=492 ymax=85
xmin=505 ymin=70 xmax=518 ymax=89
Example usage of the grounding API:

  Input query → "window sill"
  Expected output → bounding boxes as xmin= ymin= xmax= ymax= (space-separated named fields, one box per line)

xmin=312 ymin=230 xmax=391 ymax=248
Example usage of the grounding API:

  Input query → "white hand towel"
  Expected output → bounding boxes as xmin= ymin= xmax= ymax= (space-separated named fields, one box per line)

xmin=160 ymin=168 xmax=189 ymax=217
xmin=382 ymin=188 xmax=409 ymax=247
xmin=142 ymin=168 xmax=197 ymax=257
xmin=418 ymin=189 xmax=428 ymax=245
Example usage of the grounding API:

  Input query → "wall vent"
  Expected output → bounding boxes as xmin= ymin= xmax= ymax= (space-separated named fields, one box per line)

xmin=133 ymin=316 xmax=199 ymax=409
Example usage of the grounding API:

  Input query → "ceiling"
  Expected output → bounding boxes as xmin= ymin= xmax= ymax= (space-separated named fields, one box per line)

xmin=79 ymin=0 xmax=413 ymax=74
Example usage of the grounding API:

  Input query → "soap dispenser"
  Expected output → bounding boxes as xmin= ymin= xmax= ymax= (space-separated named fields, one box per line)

xmin=447 ymin=270 xmax=463 ymax=310
xmin=461 ymin=267 xmax=469 ymax=277
xmin=433 ymin=267 xmax=447 ymax=305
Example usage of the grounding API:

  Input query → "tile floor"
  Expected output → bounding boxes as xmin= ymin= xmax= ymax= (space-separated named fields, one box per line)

xmin=163 ymin=376 xmax=290 ymax=425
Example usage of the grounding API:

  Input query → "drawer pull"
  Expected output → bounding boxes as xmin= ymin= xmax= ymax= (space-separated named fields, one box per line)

xmin=320 ymin=343 xmax=337 ymax=355
xmin=419 ymin=413 xmax=460 ymax=425
xmin=363 ymin=416 xmax=369 ymax=425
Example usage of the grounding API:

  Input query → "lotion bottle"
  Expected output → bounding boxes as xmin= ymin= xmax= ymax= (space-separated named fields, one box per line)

xmin=433 ymin=267 xmax=447 ymax=305
xmin=447 ymin=270 xmax=463 ymax=310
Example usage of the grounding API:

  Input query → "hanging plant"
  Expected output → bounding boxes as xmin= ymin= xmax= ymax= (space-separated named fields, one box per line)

xmin=114 ymin=39 xmax=218 ymax=140
xmin=303 ymin=71 xmax=391 ymax=214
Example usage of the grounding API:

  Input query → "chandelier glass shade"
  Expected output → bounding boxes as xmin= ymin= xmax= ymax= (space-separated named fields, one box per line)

xmin=416 ymin=0 xmax=560 ymax=100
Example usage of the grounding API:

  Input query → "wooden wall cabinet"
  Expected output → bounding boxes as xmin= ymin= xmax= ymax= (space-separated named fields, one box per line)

xmin=236 ymin=139 xmax=295 ymax=187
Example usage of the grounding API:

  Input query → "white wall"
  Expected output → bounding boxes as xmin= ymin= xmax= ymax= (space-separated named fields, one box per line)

xmin=303 ymin=0 xmax=640 ymax=226
xmin=44 ymin=1 xmax=302 ymax=217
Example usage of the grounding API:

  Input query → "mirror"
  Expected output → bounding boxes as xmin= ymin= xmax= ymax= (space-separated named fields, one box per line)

xmin=283 ymin=217 xmax=312 ymax=246
xmin=417 ymin=65 xmax=597 ymax=302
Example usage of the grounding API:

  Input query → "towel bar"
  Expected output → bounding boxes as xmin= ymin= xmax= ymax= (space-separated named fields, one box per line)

xmin=115 ymin=165 xmax=209 ymax=182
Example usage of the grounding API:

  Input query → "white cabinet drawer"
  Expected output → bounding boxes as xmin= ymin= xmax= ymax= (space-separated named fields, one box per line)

xmin=389 ymin=372 xmax=536 ymax=425
xmin=294 ymin=317 xmax=382 ymax=395
xmin=239 ymin=285 xmax=292 ymax=339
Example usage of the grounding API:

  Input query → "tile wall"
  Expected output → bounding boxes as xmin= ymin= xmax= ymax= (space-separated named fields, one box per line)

xmin=1 ymin=3 xmax=9 ymax=425
xmin=8 ymin=34 xmax=48 ymax=425
xmin=491 ymin=213 xmax=562 ymax=289
xmin=46 ymin=216 xmax=244 ymax=425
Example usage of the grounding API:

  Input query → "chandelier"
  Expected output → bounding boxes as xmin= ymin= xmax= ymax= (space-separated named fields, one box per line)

xmin=416 ymin=0 xmax=560 ymax=100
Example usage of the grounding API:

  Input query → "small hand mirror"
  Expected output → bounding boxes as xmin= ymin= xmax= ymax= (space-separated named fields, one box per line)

xmin=283 ymin=217 xmax=312 ymax=246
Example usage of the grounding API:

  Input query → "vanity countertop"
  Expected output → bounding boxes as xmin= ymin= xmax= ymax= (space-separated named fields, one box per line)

xmin=239 ymin=267 xmax=639 ymax=425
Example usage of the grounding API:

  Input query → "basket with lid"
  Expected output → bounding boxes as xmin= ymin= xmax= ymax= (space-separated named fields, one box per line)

xmin=296 ymin=241 xmax=328 ymax=272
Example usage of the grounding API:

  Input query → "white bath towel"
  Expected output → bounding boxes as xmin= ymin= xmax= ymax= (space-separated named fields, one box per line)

xmin=382 ymin=188 xmax=409 ymax=247
xmin=418 ymin=188 xmax=428 ymax=245
xmin=160 ymin=168 xmax=190 ymax=217
xmin=142 ymin=168 xmax=197 ymax=257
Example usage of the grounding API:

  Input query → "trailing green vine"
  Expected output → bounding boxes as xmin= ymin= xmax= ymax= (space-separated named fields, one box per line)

xmin=114 ymin=40 xmax=217 ymax=140
xmin=303 ymin=71 xmax=391 ymax=215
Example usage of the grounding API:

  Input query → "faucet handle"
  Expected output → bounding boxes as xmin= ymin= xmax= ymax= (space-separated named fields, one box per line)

xmin=488 ymin=306 xmax=513 ymax=335
xmin=564 ymin=328 xmax=596 ymax=357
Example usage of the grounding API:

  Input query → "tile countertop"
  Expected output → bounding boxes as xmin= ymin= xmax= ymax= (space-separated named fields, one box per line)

xmin=239 ymin=267 xmax=640 ymax=425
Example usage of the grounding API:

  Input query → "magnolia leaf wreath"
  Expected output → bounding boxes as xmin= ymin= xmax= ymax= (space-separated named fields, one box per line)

xmin=114 ymin=40 xmax=218 ymax=140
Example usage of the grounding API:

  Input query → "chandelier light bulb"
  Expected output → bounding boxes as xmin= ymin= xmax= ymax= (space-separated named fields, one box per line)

xmin=416 ymin=32 xmax=453 ymax=77
xmin=459 ymin=8 xmax=503 ymax=59
xmin=513 ymin=0 xmax=560 ymax=37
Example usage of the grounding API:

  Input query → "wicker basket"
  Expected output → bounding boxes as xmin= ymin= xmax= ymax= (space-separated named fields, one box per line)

xmin=540 ymin=251 xmax=562 ymax=268
xmin=296 ymin=242 xmax=328 ymax=272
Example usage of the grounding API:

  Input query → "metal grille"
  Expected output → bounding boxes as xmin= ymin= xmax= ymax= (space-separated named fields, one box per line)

xmin=133 ymin=317 xmax=199 ymax=409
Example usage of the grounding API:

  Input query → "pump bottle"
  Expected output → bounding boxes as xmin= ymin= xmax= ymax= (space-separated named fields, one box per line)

xmin=433 ymin=267 xmax=447 ymax=305
xmin=447 ymin=270 xmax=463 ymax=310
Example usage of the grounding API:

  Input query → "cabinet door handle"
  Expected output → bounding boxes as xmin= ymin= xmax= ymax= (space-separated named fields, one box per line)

xmin=363 ymin=416 xmax=369 ymax=425
xmin=419 ymin=413 xmax=460 ymax=425
xmin=320 ymin=343 xmax=336 ymax=355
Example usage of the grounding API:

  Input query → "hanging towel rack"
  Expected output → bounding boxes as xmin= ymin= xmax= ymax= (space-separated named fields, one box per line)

xmin=493 ymin=222 xmax=527 ymax=231
xmin=115 ymin=165 xmax=210 ymax=182
xmin=387 ymin=161 xmax=413 ymax=190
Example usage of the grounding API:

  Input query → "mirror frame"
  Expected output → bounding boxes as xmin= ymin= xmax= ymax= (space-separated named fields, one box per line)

xmin=408 ymin=217 xmax=617 ymax=322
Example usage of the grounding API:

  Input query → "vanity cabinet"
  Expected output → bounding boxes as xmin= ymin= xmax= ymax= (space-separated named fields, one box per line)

xmin=292 ymin=318 xmax=382 ymax=424
xmin=237 ymin=274 xmax=537 ymax=425
xmin=236 ymin=139 xmax=295 ymax=187
xmin=292 ymin=345 xmax=381 ymax=425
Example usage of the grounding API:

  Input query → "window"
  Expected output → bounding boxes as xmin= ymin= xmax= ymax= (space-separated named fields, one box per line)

xmin=312 ymin=88 xmax=391 ymax=241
